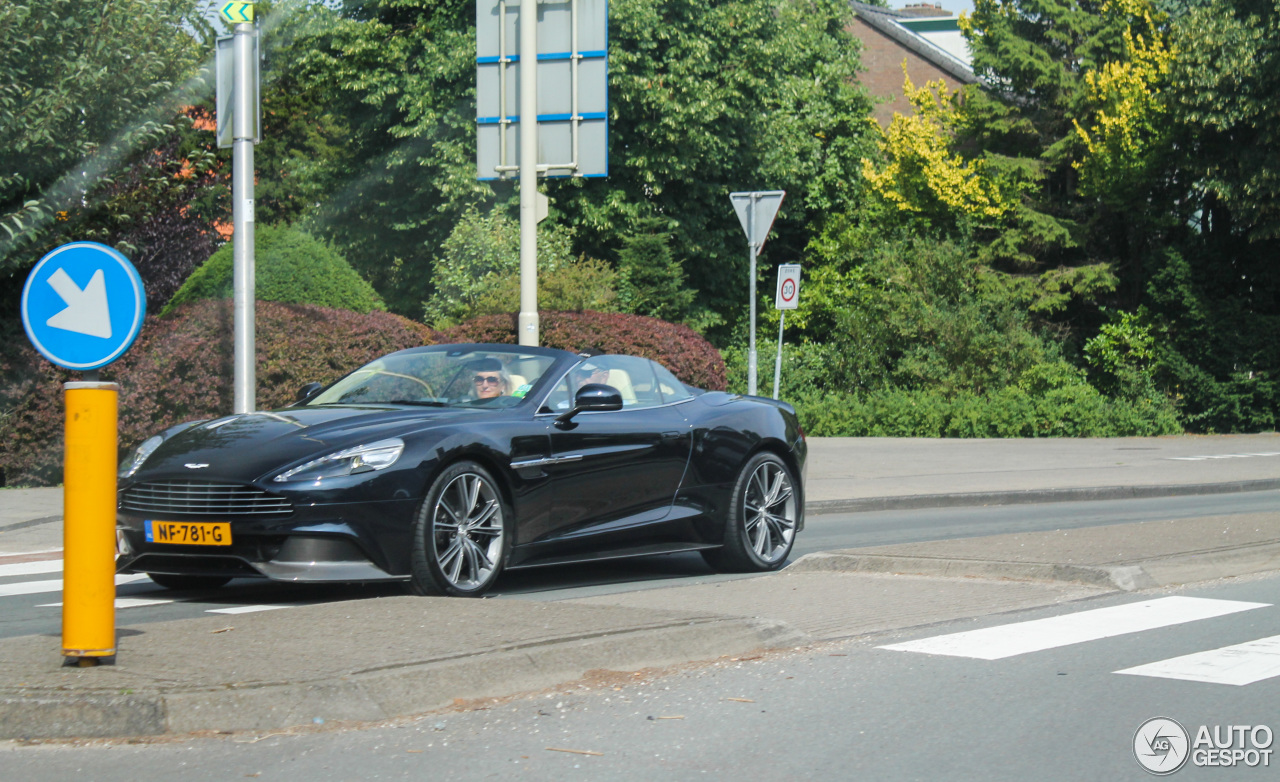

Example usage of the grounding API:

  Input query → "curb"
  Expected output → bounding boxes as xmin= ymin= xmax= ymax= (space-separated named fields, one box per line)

xmin=0 ymin=616 xmax=807 ymax=740
xmin=787 ymin=542 xmax=1280 ymax=592
xmin=787 ymin=552 xmax=1151 ymax=591
xmin=804 ymin=478 xmax=1280 ymax=515
xmin=7 ymin=480 xmax=1280 ymax=531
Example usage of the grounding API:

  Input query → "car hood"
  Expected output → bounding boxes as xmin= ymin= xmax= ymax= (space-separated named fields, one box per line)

xmin=132 ymin=404 xmax=482 ymax=483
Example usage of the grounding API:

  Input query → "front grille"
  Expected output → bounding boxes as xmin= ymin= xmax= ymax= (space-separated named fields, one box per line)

xmin=121 ymin=480 xmax=293 ymax=516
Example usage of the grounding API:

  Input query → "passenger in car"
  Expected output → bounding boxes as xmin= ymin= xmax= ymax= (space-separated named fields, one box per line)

xmin=574 ymin=360 xmax=611 ymax=391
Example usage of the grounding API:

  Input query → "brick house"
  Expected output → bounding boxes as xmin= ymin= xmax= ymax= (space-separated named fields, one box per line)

xmin=848 ymin=2 xmax=978 ymax=125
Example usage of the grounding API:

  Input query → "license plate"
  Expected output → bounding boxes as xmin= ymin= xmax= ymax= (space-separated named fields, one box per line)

xmin=144 ymin=520 xmax=232 ymax=546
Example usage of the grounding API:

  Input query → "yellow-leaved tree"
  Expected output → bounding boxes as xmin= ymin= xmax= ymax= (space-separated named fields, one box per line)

xmin=861 ymin=71 xmax=1018 ymax=230
xmin=1073 ymin=0 xmax=1176 ymax=205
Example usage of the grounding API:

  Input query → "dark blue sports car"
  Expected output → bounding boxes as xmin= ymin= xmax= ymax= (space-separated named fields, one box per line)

xmin=115 ymin=344 xmax=806 ymax=596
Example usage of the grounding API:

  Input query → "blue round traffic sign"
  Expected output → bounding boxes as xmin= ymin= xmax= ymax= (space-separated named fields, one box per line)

xmin=21 ymin=242 xmax=146 ymax=371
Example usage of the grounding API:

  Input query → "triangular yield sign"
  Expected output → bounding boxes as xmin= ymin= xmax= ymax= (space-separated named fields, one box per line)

xmin=730 ymin=190 xmax=785 ymax=250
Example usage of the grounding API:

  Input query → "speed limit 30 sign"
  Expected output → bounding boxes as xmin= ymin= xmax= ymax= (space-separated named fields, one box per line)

xmin=775 ymin=263 xmax=801 ymax=310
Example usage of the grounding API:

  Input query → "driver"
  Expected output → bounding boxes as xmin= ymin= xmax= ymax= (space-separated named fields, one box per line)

xmin=470 ymin=358 xmax=511 ymax=399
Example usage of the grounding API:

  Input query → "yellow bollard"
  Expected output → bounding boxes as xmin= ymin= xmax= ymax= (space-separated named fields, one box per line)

xmin=61 ymin=381 xmax=119 ymax=662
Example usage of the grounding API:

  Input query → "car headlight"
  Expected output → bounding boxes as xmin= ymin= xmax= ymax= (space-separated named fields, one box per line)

xmin=121 ymin=435 xmax=163 ymax=478
xmin=273 ymin=438 xmax=405 ymax=483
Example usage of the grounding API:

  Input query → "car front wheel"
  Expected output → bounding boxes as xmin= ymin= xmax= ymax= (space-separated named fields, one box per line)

xmin=702 ymin=452 xmax=798 ymax=573
xmin=409 ymin=461 xmax=511 ymax=597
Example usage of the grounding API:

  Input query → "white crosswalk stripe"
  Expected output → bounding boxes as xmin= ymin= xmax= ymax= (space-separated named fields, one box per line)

xmin=37 ymin=597 xmax=175 ymax=610
xmin=0 ymin=560 xmax=62 ymax=578
xmin=1116 ymin=634 xmax=1280 ymax=686
xmin=0 ymin=573 xmax=153 ymax=598
xmin=878 ymin=597 xmax=1271 ymax=660
xmin=2 ymin=560 xmax=303 ymax=616
xmin=206 ymin=605 xmax=287 ymax=615
xmin=1168 ymin=452 xmax=1280 ymax=461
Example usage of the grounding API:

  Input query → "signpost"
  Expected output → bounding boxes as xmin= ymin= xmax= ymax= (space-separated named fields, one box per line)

xmin=729 ymin=190 xmax=785 ymax=396
xmin=476 ymin=0 xmax=609 ymax=347
xmin=772 ymin=263 xmax=801 ymax=400
xmin=21 ymin=242 xmax=147 ymax=665
xmin=216 ymin=2 xmax=260 ymax=412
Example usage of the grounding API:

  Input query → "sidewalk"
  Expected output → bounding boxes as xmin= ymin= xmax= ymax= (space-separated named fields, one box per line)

xmin=1 ymin=434 xmax=1278 ymax=740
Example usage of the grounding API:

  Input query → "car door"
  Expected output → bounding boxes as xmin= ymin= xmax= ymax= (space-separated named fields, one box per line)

xmin=526 ymin=356 xmax=692 ymax=545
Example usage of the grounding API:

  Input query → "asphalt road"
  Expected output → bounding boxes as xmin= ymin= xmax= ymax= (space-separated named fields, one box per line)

xmin=2 ymin=490 xmax=1279 ymax=640
xmin=3 ymin=572 xmax=1275 ymax=781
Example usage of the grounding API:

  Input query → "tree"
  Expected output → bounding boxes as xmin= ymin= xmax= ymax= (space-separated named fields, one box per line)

xmin=1073 ymin=0 xmax=1176 ymax=209
xmin=0 ymin=0 xmax=208 ymax=276
xmin=860 ymin=75 xmax=1019 ymax=233
xmin=805 ymin=231 xmax=1061 ymax=396
xmin=1064 ymin=0 xmax=1280 ymax=431
xmin=1166 ymin=0 xmax=1280 ymax=240
xmin=552 ymin=0 xmax=876 ymax=326
xmin=956 ymin=0 xmax=1133 ymax=314
xmin=422 ymin=208 xmax=618 ymax=328
xmin=264 ymin=0 xmax=876 ymax=332
xmin=1125 ymin=0 xmax=1280 ymax=432
xmin=616 ymin=217 xmax=696 ymax=324
xmin=270 ymin=0 xmax=494 ymax=315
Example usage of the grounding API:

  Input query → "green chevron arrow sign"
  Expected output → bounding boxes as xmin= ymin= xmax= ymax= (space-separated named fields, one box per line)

xmin=219 ymin=2 xmax=254 ymax=24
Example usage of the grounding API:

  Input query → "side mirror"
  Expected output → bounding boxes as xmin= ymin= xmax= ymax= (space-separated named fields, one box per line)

xmin=555 ymin=383 xmax=622 ymax=425
xmin=296 ymin=382 xmax=324 ymax=403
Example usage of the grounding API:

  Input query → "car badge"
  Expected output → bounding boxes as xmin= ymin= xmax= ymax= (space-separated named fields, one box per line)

xmin=184 ymin=463 xmax=210 ymax=469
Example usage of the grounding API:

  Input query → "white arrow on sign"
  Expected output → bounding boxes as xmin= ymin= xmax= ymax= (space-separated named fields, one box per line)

xmin=45 ymin=267 xmax=112 ymax=339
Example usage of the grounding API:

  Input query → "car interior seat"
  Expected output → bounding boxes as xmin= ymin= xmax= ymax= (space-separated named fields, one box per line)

xmin=605 ymin=369 xmax=638 ymax=405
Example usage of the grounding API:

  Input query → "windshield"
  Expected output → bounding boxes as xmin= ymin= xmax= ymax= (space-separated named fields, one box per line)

xmin=305 ymin=348 xmax=558 ymax=409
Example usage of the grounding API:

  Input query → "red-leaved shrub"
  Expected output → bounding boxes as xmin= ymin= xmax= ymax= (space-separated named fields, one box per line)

xmin=0 ymin=300 xmax=434 ymax=487
xmin=435 ymin=311 xmax=726 ymax=391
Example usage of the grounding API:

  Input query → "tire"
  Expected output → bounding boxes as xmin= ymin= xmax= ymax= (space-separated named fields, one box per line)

xmin=147 ymin=573 xmax=232 ymax=591
xmin=408 ymin=461 xmax=511 ymax=597
xmin=702 ymin=452 xmax=799 ymax=573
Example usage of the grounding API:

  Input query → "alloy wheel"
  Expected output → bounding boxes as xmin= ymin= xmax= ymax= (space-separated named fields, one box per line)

xmin=742 ymin=459 xmax=797 ymax=564
xmin=431 ymin=472 xmax=505 ymax=590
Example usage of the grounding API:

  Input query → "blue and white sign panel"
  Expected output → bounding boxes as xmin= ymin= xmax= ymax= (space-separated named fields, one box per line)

xmin=21 ymin=242 xmax=146 ymax=371
xmin=476 ymin=0 xmax=609 ymax=180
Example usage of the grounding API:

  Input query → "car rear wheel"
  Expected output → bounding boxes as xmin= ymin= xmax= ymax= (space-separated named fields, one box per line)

xmin=409 ymin=461 xmax=511 ymax=597
xmin=146 ymin=573 xmax=232 ymax=591
xmin=702 ymin=452 xmax=798 ymax=573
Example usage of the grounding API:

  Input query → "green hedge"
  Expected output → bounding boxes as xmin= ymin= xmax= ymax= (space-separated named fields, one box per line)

xmin=791 ymin=386 xmax=1181 ymax=438
xmin=723 ymin=344 xmax=1181 ymax=437
xmin=165 ymin=224 xmax=385 ymax=314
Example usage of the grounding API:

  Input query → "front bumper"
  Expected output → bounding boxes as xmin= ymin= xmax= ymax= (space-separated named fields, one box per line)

xmin=115 ymin=496 xmax=420 ymax=583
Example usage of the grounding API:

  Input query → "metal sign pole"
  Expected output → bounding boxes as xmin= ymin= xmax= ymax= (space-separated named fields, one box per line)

xmin=771 ymin=262 xmax=800 ymax=402
xmin=232 ymin=19 xmax=256 ymax=412
xmin=772 ymin=311 xmax=784 ymax=400
xmin=730 ymin=190 xmax=784 ymax=397
xmin=517 ymin=0 xmax=539 ymax=347
xmin=748 ymin=198 xmax=758 ymax=396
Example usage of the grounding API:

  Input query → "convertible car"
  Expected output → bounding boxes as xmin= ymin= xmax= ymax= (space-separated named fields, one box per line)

xmin=115 ymin=344 xmax=806 ymax=597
